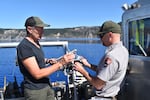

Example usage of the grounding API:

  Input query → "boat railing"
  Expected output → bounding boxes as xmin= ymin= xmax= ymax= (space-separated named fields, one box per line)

xmin=0 ymin=41 xmax=69 ymax=100
xmin=0 ymin=76 xmax=6 ymax=100
xmin=0 ymin=41 xmax=68 ymax=51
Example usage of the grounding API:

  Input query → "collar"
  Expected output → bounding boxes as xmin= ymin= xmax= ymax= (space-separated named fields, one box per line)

xmin=106 ymin=41 xmax=123 ymax=53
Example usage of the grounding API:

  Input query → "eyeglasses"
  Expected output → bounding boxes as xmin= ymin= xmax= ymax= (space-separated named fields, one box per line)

xmin=98 ymin=32 xmax=107 ymax=39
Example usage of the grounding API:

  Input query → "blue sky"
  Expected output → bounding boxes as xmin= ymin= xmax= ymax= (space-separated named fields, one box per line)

xmin=0 ymin=0 xmax=136 ymax=29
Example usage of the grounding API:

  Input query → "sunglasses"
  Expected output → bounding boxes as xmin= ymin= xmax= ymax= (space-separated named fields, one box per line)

xmin=98 ymin=32 xmax=107 ymax=39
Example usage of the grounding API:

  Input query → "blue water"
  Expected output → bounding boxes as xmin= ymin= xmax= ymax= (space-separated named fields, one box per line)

xmin=0 ymin=42 xmax=105 ymax=88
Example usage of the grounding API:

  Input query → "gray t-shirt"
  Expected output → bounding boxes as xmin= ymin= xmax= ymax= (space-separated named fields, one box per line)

xmin=96 ymin=41 xmax=129 ymax=97
xmin=17 ymin=38 xmax=50 ymax=90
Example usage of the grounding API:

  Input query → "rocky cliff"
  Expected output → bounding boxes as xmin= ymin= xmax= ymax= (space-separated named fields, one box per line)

xmin=0 ymin=26 xmax=100 ymax=42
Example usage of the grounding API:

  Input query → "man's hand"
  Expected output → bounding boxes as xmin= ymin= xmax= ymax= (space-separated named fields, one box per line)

xmin=74 ymin=62 xmax=86 ymax=74
xmin=46 ymin=58 xmax=57 ymax=65
xmin=80 ymin=57 xmax=91 ymax=68
xmin=58 ymin=52 xmax=75 ymax=66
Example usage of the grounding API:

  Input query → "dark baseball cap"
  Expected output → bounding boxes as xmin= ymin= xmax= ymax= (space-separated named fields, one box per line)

xmin=25 ymin=16 xmax=50 ymax=27
xmin=98 ymin=20 xmax=121 ymax=35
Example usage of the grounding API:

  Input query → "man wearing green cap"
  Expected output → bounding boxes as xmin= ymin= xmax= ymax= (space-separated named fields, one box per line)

xmin=74 ymin=21 xmax=129 ymax=100
xmin=17 ymin=16 xmax=75 ymax=100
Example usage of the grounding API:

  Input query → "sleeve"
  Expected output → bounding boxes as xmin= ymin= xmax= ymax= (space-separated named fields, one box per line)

xmin=17 ymin=44 xmax=34 ymax=60
xmin=97 ymin=55 xmax=119 ymax=82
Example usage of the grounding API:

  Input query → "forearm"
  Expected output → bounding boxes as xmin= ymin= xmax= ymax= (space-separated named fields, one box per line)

xmin=35 ymin=58 xmax=68 ymax=79
xmin=81 ymin=59 xmax=98 ymax=71
xmin=34 ymin=62 xmax=62 ymax=79
xmin=25 ymin=53 xmax=75 ymax=80
xmin=88 ymin=64 xmax=98 ymax=71
xmin=82 ymin=71 xmax=105 ymax=90
xmin=74 ymin=62 xmax=104 ymax=90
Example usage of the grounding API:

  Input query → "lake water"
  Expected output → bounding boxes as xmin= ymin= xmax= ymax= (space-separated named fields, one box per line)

xmin=0 ymin=39 xmax=106 ymax=88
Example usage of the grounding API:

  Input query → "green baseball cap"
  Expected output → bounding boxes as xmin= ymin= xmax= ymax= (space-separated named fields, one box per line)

xmin=25 ymin=16 xmax=50 ymax=27
xmin=98 ymin=20 xmax=121 ymax=35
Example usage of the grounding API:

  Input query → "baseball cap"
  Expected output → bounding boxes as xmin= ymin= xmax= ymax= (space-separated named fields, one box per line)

xmin=98 ymin=20 xmax=121 ymax=35
xmin=25 ymin=16 xmax=50 ymax=27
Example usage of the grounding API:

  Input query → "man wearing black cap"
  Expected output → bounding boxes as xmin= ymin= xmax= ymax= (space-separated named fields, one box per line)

xmin=74 ymin=21 xmax=129 ymax=100
xmin=17 ymin=16 xmax=75 ymax=100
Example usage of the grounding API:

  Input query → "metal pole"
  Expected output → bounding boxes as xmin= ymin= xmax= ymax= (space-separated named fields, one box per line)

xmin=72 ymin=69 xmax=78 ymax=100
